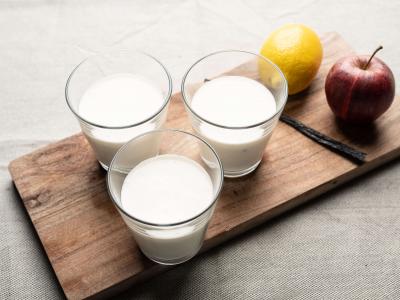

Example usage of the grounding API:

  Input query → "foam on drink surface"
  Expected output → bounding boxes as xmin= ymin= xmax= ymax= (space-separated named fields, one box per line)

xmin=121 ymin=154 xmax=214 ymax=225
xmin=191 ymin=75 xmax=276 ymax=128
xmin=79 ymin=73 xmax=165 ymax=127
xmin=77 ymin=73 xmax=166 ymax=167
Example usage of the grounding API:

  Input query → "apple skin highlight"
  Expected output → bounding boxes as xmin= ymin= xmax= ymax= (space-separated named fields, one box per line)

xmin=325 ymin=55 xmax=395 ymax=123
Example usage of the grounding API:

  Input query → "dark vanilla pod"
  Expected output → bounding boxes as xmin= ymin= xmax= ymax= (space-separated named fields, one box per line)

xmin=279 ymin=114 xmax=366 ymax=164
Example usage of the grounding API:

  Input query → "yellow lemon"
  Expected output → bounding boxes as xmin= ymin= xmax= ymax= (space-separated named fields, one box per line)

xmin=260 ymin=24 xmax=323 ymax=95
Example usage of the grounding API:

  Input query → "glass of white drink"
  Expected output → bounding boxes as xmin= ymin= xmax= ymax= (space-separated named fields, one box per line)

xmin=66 ymin=50 xmax=172 ymax=170
xmin=107 ymin=129 xmax=223 ymax=265
xmin=182 ymin=50 xmax=288 ymax=178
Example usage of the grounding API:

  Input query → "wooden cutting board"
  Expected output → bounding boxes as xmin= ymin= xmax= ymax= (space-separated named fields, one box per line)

xmin=9 ymin=32 xmax=400 ymax=300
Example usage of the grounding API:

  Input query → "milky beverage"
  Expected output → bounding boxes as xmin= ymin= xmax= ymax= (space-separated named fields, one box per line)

xmin=78 ymin=73 xmax=166 ymax=168
xmin=120 ymin=154 xmax=214 ymax=263
xmin=191 ymin=76 xmax=277 ymax=174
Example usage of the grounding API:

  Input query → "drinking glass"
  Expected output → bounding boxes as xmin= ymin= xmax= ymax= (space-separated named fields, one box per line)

xmin=107 ymin=129 xmax=224 ymax=265
xmin=66 ymin=50 xmax=172 ymax=169
xmin=182 ymin=50 xmax=288 ymax=177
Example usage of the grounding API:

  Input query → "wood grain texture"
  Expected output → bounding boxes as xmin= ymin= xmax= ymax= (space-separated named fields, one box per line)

xmin=8 ymin=32 xmax=400 ymax=299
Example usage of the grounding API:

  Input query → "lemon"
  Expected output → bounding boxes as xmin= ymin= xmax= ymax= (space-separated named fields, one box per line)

xmin=260 ymin=24 xmax=323 ymax=95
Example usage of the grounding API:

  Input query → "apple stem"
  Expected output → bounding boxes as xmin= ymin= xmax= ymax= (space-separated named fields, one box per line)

xmin=363 ymin=45 xmax=383 ymax=70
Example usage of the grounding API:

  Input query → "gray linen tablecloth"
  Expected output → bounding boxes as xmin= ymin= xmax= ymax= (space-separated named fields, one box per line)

xmin=1 ymin=0 xmax=400 ymax=299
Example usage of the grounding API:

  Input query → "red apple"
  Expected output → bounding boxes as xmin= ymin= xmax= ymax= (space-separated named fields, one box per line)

xmin=325 ymin=46 xmax=395 ymax=123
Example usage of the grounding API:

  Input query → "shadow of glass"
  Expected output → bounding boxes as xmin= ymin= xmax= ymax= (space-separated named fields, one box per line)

xmin=118 ymin=260 xmax=197 ymax=299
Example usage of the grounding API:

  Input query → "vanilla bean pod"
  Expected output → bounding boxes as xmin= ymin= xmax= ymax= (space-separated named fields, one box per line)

xmin=279 ymin=114 xmax=366 ymax=164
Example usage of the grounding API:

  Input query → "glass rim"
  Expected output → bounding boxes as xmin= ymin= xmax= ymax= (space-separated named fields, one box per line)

xmin=181 ymin=49 xmax=288 ymax=130
xmin=106 ymin=128 xmax=224 ymax=227
xmin=65 ymin=50 xmax=173 ymax=129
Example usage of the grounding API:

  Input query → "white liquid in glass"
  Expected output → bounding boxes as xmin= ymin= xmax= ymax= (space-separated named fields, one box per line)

xmin=191 ymin=76 xmax=277 ymax=174
xmin=120 ymin=154 xmax=214 ymax=262
xmin=78 ymin=73 xmax=166 ymax=167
